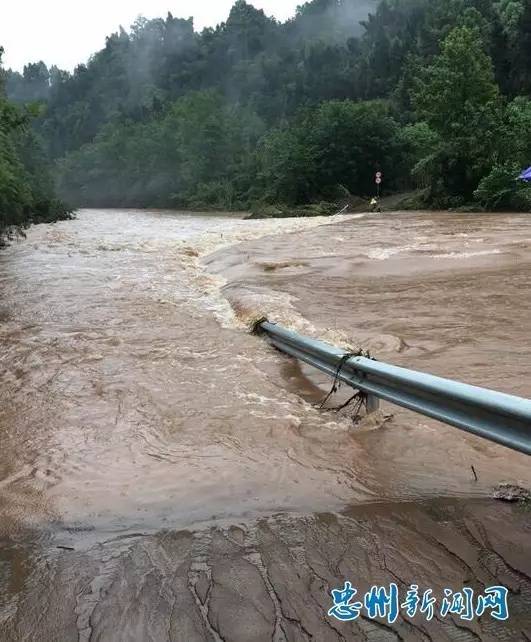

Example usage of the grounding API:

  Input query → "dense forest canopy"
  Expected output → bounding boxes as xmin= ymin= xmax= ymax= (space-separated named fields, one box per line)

xmin=0 ymin=48 xmax=70 ymax=245
xmin=4 ymin=0 xmax=531 ymax=214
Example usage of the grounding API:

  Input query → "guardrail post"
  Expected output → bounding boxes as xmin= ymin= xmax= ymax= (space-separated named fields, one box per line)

xmin=256 ymin=319 xmax=531 ymax=456
xmin=366 ymin=394 xmax=380 ymax=414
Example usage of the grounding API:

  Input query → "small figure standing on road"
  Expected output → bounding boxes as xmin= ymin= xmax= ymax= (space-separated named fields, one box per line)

xmin=370 ymin=197 xmax=381 ymax=213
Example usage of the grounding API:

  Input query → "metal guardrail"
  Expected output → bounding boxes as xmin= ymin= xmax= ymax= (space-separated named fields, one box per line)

xmin=257 ymin=321 xmax=531 ymax=456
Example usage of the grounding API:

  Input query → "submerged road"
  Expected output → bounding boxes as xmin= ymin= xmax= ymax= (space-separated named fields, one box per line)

xmin=0 ymin=209 xmax=530 ymax=640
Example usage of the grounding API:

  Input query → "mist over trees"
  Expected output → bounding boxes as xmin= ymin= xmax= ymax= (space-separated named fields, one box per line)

xmin=4 ymin=0 xmax=531 ymax=212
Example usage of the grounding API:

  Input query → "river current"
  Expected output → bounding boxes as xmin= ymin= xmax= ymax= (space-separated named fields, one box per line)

xmin=0 ymin=209 xmax=530 ymax=641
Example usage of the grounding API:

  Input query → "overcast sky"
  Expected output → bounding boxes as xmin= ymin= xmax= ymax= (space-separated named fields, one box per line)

xmin=1 ymin=1 xmax=301 ymax=72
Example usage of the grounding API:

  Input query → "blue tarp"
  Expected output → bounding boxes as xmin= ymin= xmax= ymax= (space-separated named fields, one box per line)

xmin=518 ymin=167 xmax=531 ymax=181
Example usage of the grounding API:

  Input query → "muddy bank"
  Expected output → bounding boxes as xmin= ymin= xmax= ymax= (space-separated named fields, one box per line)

xmin=2 ymin=500 xmax=531 ymax=641
xmin=0 ymin=209 xmax=530 ymax=640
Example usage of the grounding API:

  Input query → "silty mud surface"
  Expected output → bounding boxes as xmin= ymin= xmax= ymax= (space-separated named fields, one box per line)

xmin=0 ymin=209 xmax=530 ymax=640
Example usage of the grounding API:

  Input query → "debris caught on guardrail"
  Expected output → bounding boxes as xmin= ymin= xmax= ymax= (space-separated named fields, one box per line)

xmin=256 ymin=320 xmax=531 ymax=455
xmin=493 ymin=484 xmax=531 ymax=504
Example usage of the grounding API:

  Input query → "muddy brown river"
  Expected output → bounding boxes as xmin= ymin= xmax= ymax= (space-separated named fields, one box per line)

xmin=0 ymin=209 xmax=530 ymax=641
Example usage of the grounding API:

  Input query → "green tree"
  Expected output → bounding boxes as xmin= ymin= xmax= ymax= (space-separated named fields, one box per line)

xmin=9 ymin=0 xmax=531 ymax=213
xmin=257 ymin=119 xmax=317 ymax=204
xmin=412 ymin=25 xmax=502 ymax=203
xmin=0 ymin=47 xmax=70 ymax=244
xmin=474 ymin=97 xmax=531 ymax=209
xmin=57 ymin=90 xmax=265 ymax=209
xmin=258 ymin=100 xmax=400 ymax=204
xmin=495 ymin=0 xmax=525 ymax=40
xmin=474 ymin=162 xmax=531 ymax=210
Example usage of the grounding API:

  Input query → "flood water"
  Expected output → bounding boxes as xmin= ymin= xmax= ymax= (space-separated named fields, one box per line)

xmin=0 ymin=209 xmax=530 ymax=641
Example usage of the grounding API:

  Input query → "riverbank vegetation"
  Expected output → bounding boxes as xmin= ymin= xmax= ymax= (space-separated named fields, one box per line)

xmin=5 ymin=0 xmax=531 ymax=213
xmin=0 ymin=48 xmax=70 ymax=245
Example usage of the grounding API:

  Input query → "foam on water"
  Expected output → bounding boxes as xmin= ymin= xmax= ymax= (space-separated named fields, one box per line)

xmin=433 ymin=249 xmax=502 ymax=259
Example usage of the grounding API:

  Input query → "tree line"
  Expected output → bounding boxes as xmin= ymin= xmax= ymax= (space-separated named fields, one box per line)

xmin=4 ymin=0 xmax=531 ymax=217
xmin=0 ymin=49 xmax=70 ymax=245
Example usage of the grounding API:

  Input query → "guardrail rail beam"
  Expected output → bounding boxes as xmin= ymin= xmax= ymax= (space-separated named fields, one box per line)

xmin=257 ymin=321 xmax=531 ymax=456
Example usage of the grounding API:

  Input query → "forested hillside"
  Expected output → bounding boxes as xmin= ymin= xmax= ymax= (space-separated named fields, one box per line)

xmin=0 ymin=49 xmax=70 ymax=245
xmin=6 ymin=0 xmax=531 ymax=212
